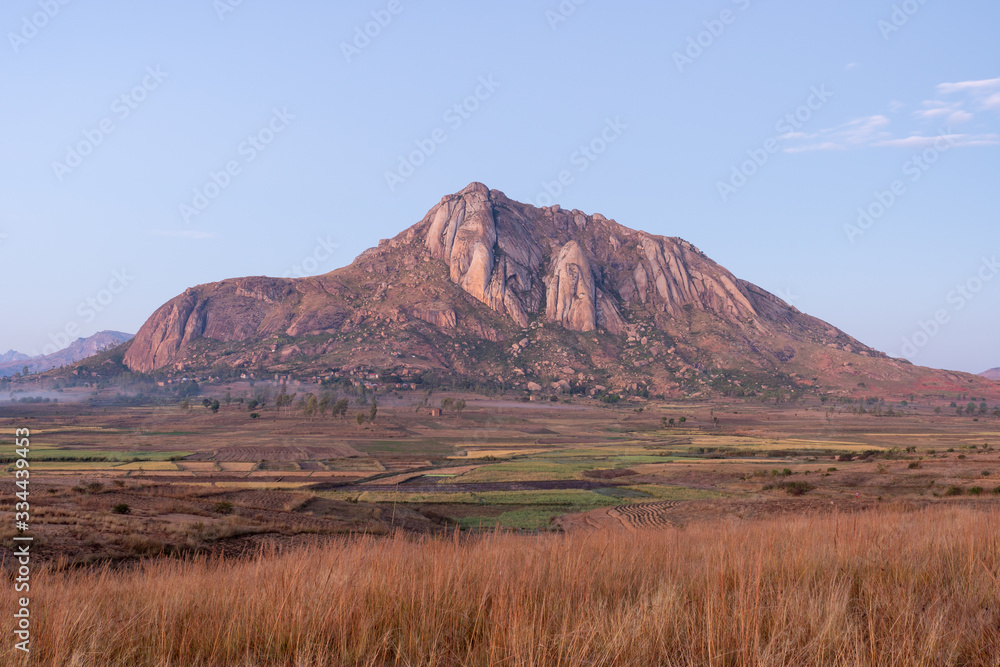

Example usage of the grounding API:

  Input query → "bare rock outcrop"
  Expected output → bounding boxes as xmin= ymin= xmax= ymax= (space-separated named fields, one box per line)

xmin=411 ymin=302 xmax=457 ymax=328
xmin=545 ymin=241 xmax=597 ymax=332
xmin=425 ymin=182 xmax=543 ymax=326
xmin=122 ymin=181 xmax=891 ymax=376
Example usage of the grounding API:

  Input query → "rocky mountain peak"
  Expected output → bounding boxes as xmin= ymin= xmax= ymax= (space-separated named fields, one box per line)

xmin=120 ymin=182 xmax=919 ymax=398
xmin=416 ymin=182 xmax=761 ymax=335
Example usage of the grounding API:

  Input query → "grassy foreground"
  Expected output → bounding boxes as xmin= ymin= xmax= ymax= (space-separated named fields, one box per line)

xmin=5 ymin=506 xmax=1000 ymax=666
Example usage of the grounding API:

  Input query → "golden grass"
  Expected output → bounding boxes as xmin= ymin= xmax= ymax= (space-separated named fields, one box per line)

xmin=217 ymin=462 xmax=256 ymax=472
xmin=449 ymin=447 xmax=550 ymax=459
xmin=4 ymin=506 xmax=999 ymax=666
xmin=176 ymin=461 xmax=218 ymax=471
xmin=114 ymin=461 xmax=179 ymax=471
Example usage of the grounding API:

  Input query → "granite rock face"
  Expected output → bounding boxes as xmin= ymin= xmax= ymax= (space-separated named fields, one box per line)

xmin=420 ymin=183 xmax=754 ymax=336
xmin=123 ymin=182 xmax=885 ymax=376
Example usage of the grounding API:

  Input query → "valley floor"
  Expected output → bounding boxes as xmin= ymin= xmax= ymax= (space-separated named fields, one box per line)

xmin=2 ymin=392 xmax=999 ymax=663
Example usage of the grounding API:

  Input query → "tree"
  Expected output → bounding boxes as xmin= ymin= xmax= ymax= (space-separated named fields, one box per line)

xmin=180 ymin=398 xmax=190 ymax=410
xmin=369 ymin=397 xmax=378 ymax=424
xmin=210 ymin=399 xmax=220 ymax=413
xmin=318 ymin=392 xmax=332 ymax=417
xmin=967 ymin=402 xmax=978 ymax=416
xmin=22 ymin=365 xmax=29 ymax=377
xmin=224 ymin=391 xmax=232 ymax=405
xmin=678 ymin=416 xmax=687 ymax=424
xmin=440 ymin=397 xmax=454 ymax=413
xmin=333 ymin=398 xmax=349 ymax=418
xmin=177 ymin=380 xmax=200 ymax=398
xmin=454 ymin=399 xmax=466 ymax=414
xmin=356 ymin=412 xmax=367 ymax=425
xmin=276 ymin=390 xmax=297 ymax=413
xmin=303 ymin=394 xmax=318 ymax=419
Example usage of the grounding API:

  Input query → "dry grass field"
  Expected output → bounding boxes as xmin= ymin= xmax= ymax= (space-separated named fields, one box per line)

xmin=2 ymin=505 xmax=998 ymax=666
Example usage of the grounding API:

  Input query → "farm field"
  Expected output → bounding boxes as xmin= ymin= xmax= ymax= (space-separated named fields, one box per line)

xmin=1 ymin=391 xmax=999 ymax=561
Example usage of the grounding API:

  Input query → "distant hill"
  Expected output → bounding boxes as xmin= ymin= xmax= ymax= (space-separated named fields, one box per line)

xmin=0 ymin=350 xmax=32 ymax=364
xmin=0 ymin=331 xmax=133 ymax=376
xmin=120 ymin=182 xmax=1000 ymax=399
xmin=982 ymin=368 xmax=1000 ymax=381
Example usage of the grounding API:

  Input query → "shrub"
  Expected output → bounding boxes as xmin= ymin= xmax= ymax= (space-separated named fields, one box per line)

xmin=944 ymin=486 xmax=963 ymax=496
xmin=908 ymin=461 xmax=921 ymax=469
xmin=250 ymin=412 xmax=260 ymax=419
xmin=214 ymin=501 xmax=234 ymax=515
xmin=783 ymin=481 xmax=815 ymax=496
xmin=111 ymin=503 xmax=131 ymax=515
xmin=827 ymin=467 xmax=837 ymax=472
xmin=763 ymin=480 xmax=814 ymax=495
xmin=969 ymin=487 xmax=984 ymax=496
xmin=86 ymin=482 xmax=104 ymax=494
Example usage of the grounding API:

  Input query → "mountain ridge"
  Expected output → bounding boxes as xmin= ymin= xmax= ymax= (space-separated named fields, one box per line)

xmin=0 ymin=350 xmax=32 ymax=364
xmin=119 ymin=183 xmax=996 ymax=399
xmin=1 ymin=331 xmax=133 ymax=377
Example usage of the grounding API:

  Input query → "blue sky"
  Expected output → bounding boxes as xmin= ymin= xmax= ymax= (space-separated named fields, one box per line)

xmin=1 ymin=0 xmax=997 ymax=373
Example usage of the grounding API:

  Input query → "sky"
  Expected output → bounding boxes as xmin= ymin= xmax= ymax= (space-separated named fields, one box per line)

xmin=1 ymin=0 xmax=997 ymax=373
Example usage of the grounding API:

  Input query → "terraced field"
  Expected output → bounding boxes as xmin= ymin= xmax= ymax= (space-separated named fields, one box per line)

xmin=608 ymin=501 xmax=681 ymax=529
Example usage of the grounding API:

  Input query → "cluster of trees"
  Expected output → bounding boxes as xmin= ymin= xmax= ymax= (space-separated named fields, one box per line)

xmin=11 ymin=396 xmax=58 ymax=404
xmin=301 ymin=392 xmax=351 ymax=420
xmin=439 ymin=397 xmax=467 ymax=414
xmin=950 ymin=401 xmax=994 ymax=417
xmin=179 ymin=382 xmax=381 ymax=422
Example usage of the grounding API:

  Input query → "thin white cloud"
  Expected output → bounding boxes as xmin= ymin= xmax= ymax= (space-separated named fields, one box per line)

xmin=936 ymin=78 xmax=1000 ymax=95
xmin=982 ymin=92 xmax=1000 ymax=111
xmin=149 ymin=229 xmax=219 ymax=239
xmin=934 ymin=77 xmax=1000 ymax=114
xmin=782 ymin=79 xmax=999 ymax=152
xmin=914 ymin=101 xmax=972 ymax=125
xmin=874 ymin=133 xmax=999 ymax=148
xmin=782 ymin=115 xmax=892 ymax=153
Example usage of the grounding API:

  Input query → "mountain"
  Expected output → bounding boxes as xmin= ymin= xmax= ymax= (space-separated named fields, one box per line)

xmin=982 ymin=368 xmax=1000 ymax=381
xmin=1 ymin=331 xmax=133 ymax=377
xmin=122 ymin=183 xmax=999 ymax=399
xmin=0 ymin=350 xmax=32 ymax=364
